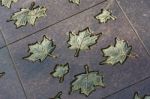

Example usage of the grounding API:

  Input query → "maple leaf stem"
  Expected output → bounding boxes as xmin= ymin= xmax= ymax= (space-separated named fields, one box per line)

xmin=33 ymin=5 xmax=40 ymax=9
xmin=6 ymin=19 xmax=13 ymax=22
xmin=74 ymin=49 xmax=80 ymax=57
xmin=55 ymin=91 xmax=62 ymax=98
xmin=48 ymin=54 xmax=57 ymax=58
xmin=59 ymin=77 xmax=64 ymax=83
xmin=110 ymin=16 xmax=116 ymax=20
xmin=0 ymin=72 xmax=5 ymax=77
xmin=84 ymin=65 xmax=89 ymax=74
xmin=128 ymin=53 xmax=139 ymax=58
xmin=29 ymin=2 xmax=35 ymax=10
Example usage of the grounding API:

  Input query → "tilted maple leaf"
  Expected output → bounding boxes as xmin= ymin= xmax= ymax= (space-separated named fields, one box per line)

xmin=0 ymin=72 xmax=5 ymax=78
xmin=70 ymin=65 xmax=105 ymax=96
xmin=101 ymin=38 xmax=132 ymax=65
xmin=69 ymin=0 xmax=80 ymax=5
xmin=134 ymin=92 xmax=150 ymax=99
xmin=68 ymin=27 xmax=101 ymax=57
xmin=95 ymin=9 xmax=116 ymax=23
xmin=49 ymin=91 xmax=62 ymax=99
xmin=0 ymin=0 xmax=17 ymax=8
xmin=24 ymin=35 xmax=56 ymax=62
xmin=10 ymin=2 xmax=46 ymax=27
xmin=51 ymin=63 xmax=69 ymax=83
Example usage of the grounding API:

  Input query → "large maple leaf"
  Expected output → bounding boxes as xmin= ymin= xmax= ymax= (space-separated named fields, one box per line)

xmin=24 ymin=35 xmax=56 ymax=62
xmin=10 ymin=2 xmax=46 ymax=27
xmin=101 ymin=38 xmax=132 ymax=65
xmin=70 ymin=65 xmax=105 ymax=96
xmin=0 ymin=0 xmax=17 ymax=8
xmin=68 ymin=27 xmax=101 ymax=57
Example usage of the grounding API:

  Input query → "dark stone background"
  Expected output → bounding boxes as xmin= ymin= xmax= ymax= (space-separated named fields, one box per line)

xmin=0 ymin=0 xmax=149 ymax=99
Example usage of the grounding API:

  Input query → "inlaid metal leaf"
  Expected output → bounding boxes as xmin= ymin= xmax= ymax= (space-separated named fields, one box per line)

xmin=101 ymin=38 xmax=132 ymax=65
xmin=0 ymin=0 xmax=18 ymax=8
xmin=51 ymin=63 xmax=69 ymax=83
xmin=24 ymin=35 xmax=56 ymax=62
xmin=95 ymin=9 xmax=116 ymax=23
xmin=67 ymin=27 xmax=101 ymax=57
xmin=70 ymin=65 xmax=105 ymax=96
xmin=9 ymin=2 xmax=46 ymax=27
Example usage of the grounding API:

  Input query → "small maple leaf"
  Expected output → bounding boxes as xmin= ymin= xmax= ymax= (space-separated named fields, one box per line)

xmin=67 ymin=27 xmax=101 ymax=57
xmin=70 ymin=65 xmax=105 ymax=96
xmin=134 ymin=92 xmax=150 ymax=99
xmin=69 ymin=0 xmax=80 ymax=5
xmin=0 ymin=0 xmax=18 ymax=8
xmin=0 ymin=72 xmax=5 ymax=78
xmin=9 ymin=2 xmax=46 ymax=27
xmin=51 ymin=63 xmax=69 ymax=83
xmin=49 ymin=91 xmax=62 ymax=99
xmin=101 ymin=38 xmax=132 ymax=65
xmin=24 ymin=35 xmax=56 ymax=62
xmin=95 ymin=9 xmax=116 ymax=23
